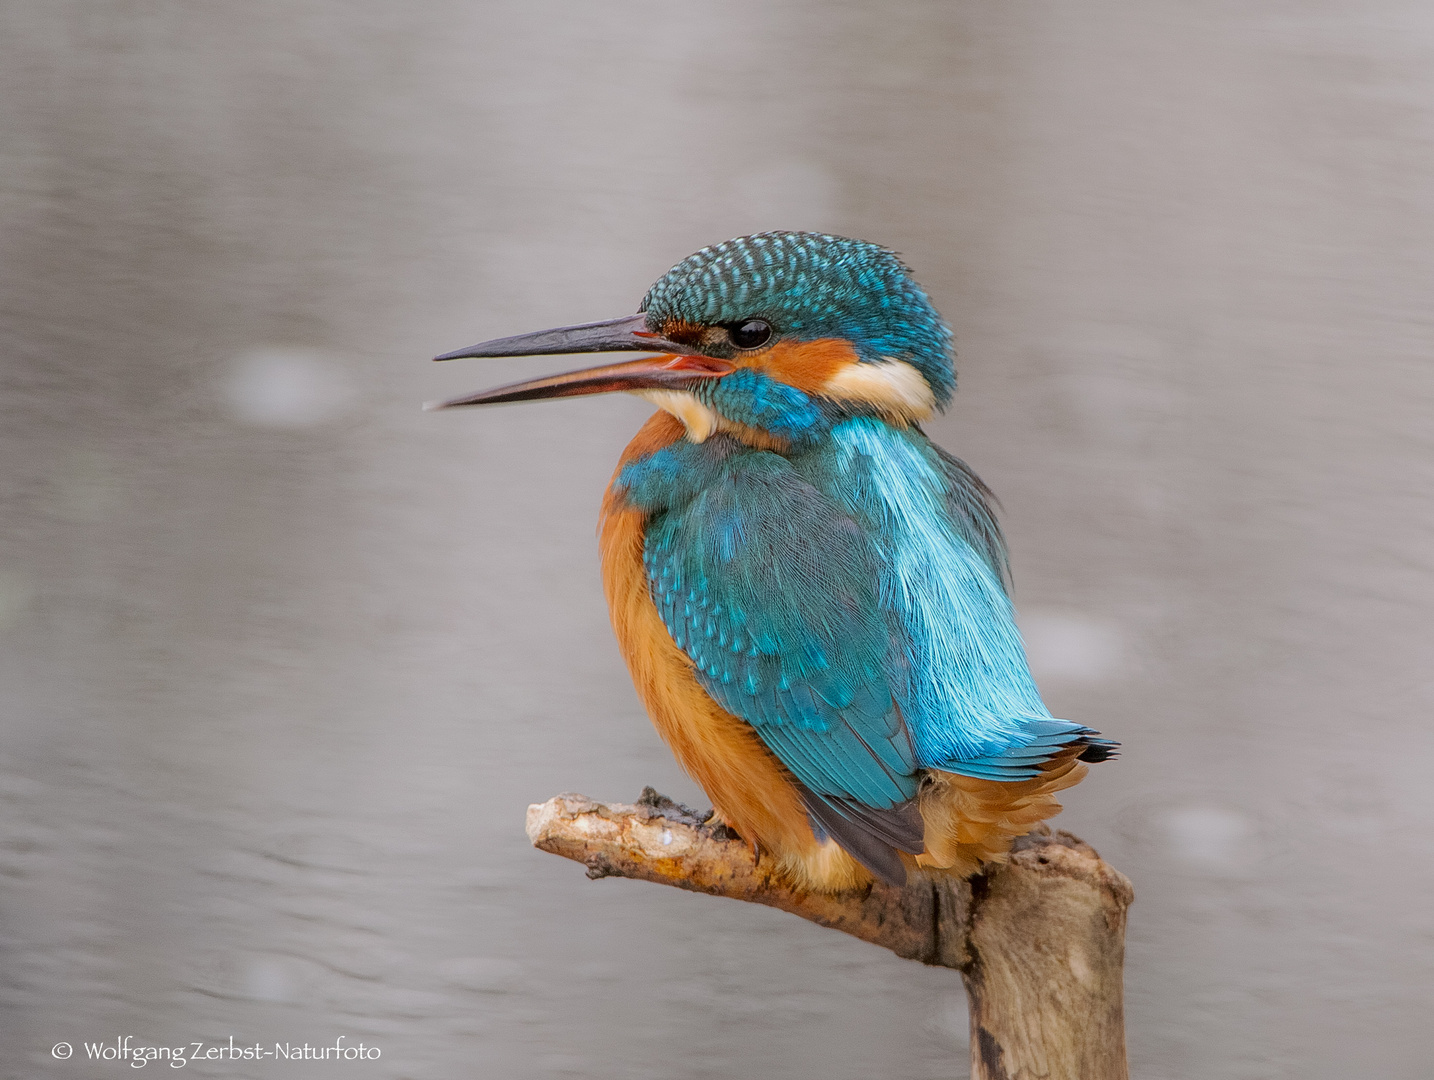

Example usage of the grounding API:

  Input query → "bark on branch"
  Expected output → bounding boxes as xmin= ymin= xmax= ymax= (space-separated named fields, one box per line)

xmin=526 ymin=789 xmax=1133 ymax=1080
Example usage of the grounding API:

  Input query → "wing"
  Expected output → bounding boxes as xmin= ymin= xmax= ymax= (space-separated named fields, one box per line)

xmin=639 ymin=446 xmax=925 ymax=882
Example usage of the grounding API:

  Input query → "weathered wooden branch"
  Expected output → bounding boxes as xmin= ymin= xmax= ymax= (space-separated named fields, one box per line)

xmin=527 ymin=789 xmax=1132 ymax=1080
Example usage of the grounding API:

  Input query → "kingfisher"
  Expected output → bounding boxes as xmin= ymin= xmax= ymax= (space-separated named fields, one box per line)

xmin=431 ymin=232 xmax=1115 ymax=891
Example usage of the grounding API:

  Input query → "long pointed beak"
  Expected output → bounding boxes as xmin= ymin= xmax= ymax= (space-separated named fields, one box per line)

xmin=433 ymin=313 xmax=686 ymax=361
xmin=427 ymin=313 xmax=732 ymax=410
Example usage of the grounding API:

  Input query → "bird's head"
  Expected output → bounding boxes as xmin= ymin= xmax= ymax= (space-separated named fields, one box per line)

xmin=431 ymin=232 xmax=953 ymax=446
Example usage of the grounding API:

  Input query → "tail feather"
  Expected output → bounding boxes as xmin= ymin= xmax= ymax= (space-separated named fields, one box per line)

xmin=1078 ymin=739 xmax=1120 ymax=763
xmin=943 ymin=721 xmax=1119 ymax=780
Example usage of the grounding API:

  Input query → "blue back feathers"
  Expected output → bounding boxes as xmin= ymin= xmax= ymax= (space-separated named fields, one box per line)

xmin=640 ymin=232 xmax=956 ymax=406
xmin=824 ymin=420 xmax=1047 ymax=767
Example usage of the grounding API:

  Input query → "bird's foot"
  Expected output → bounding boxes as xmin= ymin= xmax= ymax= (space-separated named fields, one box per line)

xmin=697 ymin=808 xmax=744 ymax=844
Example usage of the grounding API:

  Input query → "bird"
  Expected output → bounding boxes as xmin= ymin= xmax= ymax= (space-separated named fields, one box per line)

xmin=431 ymin=231 xmax=1116 ymax=891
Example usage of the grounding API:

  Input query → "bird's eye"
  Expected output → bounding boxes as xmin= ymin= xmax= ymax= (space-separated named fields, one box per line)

xmin=727 ymin=319 xmax=772 ymax=350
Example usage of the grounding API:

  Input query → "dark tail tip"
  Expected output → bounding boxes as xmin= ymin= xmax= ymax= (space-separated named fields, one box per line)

xmin=1077 ymin=738 xmax=1121 ymax=764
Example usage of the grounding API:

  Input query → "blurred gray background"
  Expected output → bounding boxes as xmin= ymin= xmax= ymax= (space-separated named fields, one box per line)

xmin=2 ymin=2 xmax=1431 ymax=1078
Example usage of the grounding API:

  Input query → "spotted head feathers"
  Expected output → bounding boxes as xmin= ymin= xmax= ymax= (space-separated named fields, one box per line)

xmin=640 ymin=232 xmax=955 ymax=407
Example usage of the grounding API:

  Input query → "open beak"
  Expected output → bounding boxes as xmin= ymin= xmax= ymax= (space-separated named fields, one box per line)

xmin=426 ymin=313 xmax=732 ymax=410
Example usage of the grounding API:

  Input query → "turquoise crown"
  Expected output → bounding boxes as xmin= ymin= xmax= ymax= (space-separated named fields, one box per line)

xmin=640 ymin=232 xmax=956 ymax=406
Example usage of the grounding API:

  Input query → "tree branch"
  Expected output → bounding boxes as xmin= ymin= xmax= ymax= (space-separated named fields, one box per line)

xmin=526 ymin=788 xmax=1133 ymax=1080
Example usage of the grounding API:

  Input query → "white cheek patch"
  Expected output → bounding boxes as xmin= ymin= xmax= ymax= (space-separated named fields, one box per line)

xmin=822 ymin=358 xmax=936 ymax=423
xmin=635 ymin=389 xmax=718 ymax=443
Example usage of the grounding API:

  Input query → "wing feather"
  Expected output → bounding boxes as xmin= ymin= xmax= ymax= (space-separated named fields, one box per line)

xmin=631 ymin=439 xmax=922 ymax=881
